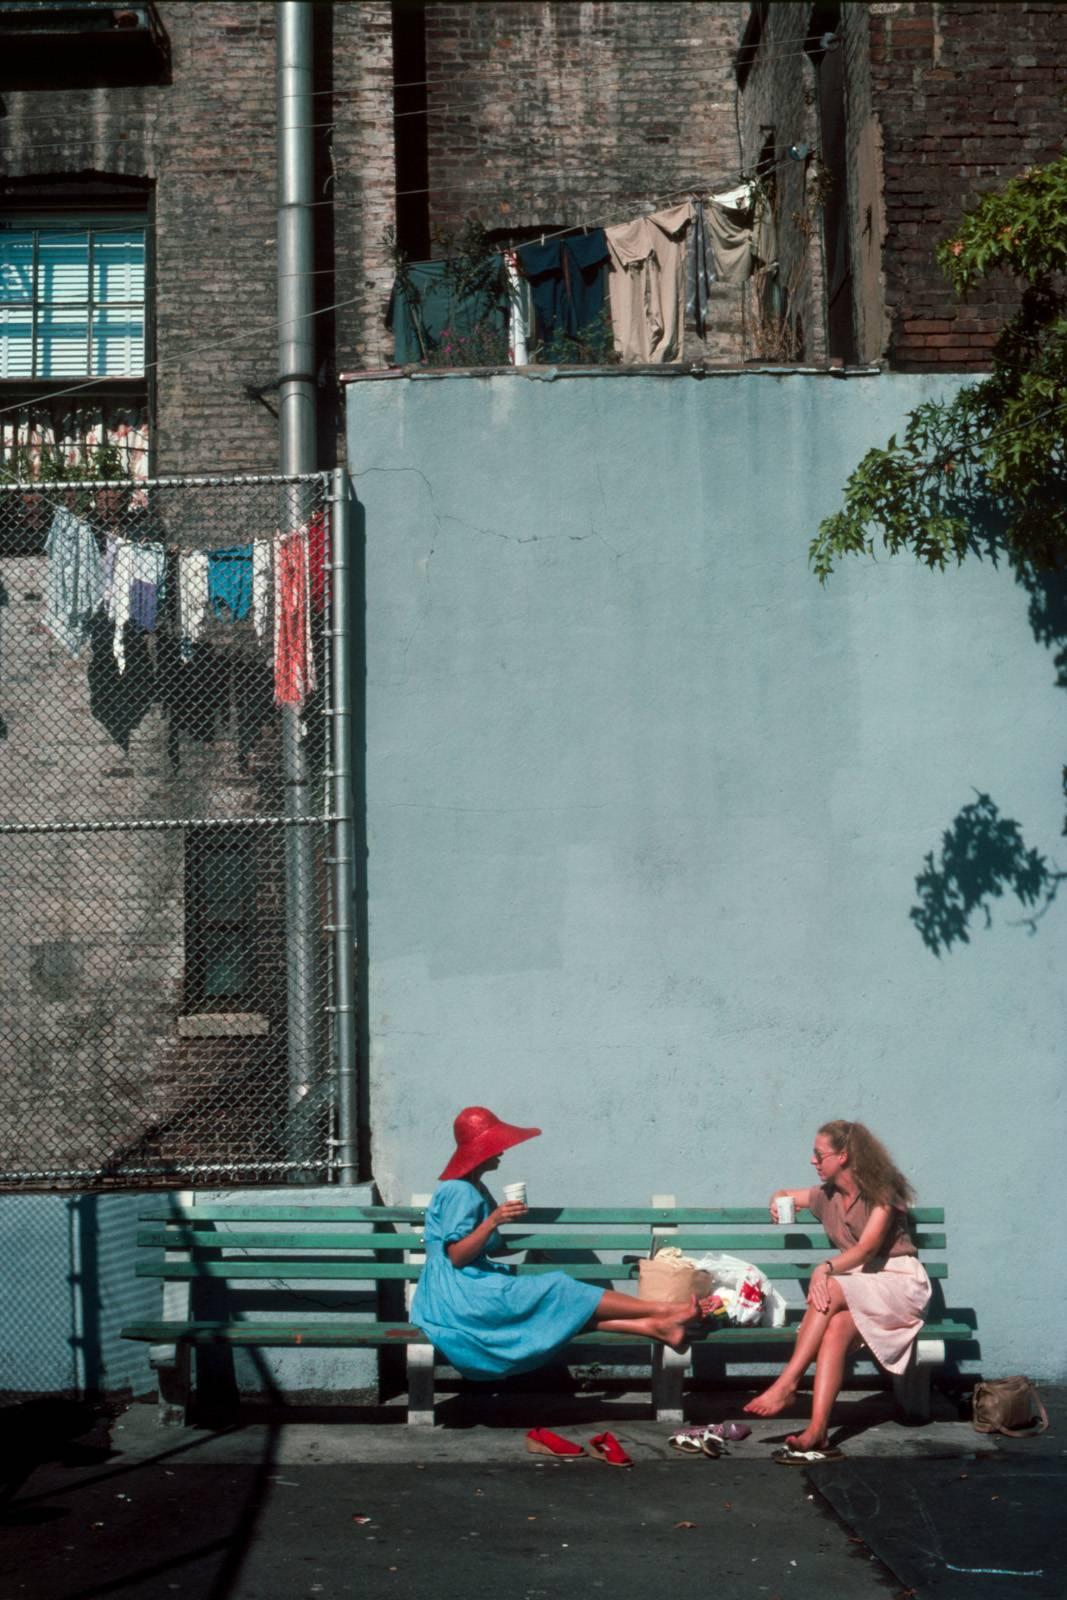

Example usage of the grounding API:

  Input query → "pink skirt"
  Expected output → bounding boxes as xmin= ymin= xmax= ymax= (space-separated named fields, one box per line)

xmin=837 ymin=1256 xmax=931 ymax=1375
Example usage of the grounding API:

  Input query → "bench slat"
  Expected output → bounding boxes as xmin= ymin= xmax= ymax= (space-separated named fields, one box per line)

xmin=120 ymin=1316 xmax=975 ymax=1348
xmin=139 ymin=1204 xmax=946 ymax=1225
xmin=136 ymin=1258 xmax=949 ymax=1282
xmin=136 ymin=1225 xmax=947 ymax=1253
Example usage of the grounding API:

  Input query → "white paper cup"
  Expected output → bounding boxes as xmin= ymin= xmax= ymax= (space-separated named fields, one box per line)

xmin=503 ymin=1181 xmax=527 ymax=1205
xmin=776 ymin=1195 xmax=795 ymax=1225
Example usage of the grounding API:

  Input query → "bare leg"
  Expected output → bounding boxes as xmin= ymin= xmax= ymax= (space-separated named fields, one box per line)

xmin=594 ymin=1290 xmax=698 ymax=1322
xmin=589 ymin=1290 xmax=700 ymax=1351
xmin=786 ymin=1309 xmax=861 ymax=1451
xmin=744 ymin=1278 xmax=851 ymax=1417
xmin=595 ymin=1310 xmax=693 ymax=1351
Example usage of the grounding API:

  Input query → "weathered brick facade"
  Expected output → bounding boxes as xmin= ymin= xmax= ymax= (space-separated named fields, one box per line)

xmin=420 ymin=1 xmax=747 ymax=361
xmin=872 ymin=1 xmax=1067 ymax=370
xmin=0 ymin=1 xmax=396 ymax=474
xmin=738 ymin=1 xmax=1067 ymax=370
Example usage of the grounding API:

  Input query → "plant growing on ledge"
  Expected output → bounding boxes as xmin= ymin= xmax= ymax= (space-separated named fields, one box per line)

xmin=809 ymin=155 xmax=1067 ymax=583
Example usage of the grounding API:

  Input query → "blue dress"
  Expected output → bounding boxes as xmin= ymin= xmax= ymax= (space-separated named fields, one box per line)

xmin=409 ymin=1180 xmax=603 ymax=1380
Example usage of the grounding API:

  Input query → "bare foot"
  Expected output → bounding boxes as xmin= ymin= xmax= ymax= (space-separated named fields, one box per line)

xmin=660 ymin=1307 xmax=695 ymax=1351
xmin=785 ymin=1429 xmax=828 ymax=1452
xmin=743 ymin=1380 xmax=797 ymax=1417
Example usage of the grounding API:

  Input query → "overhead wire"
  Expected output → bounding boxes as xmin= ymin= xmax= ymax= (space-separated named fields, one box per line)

xmin=0 ymin=34 xmax=842 ymax=132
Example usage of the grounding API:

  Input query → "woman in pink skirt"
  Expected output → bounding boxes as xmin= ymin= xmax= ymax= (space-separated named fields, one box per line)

xmin=744 ymin=1120 xmax=931 ymax=1463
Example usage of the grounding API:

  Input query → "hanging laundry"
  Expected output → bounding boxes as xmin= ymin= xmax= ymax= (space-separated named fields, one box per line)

xmin=208 ymin=544 xmax=254 ymax=621
xmin=605 ymin=203 xmax=691 ymax=364
xmin=274 ymin=528 xmax=316 ymax=709
xmin=503 ymin=251 xmax=535 ymax=364
xmin=516 ymin=231 xmax=611 ymax=355
xmin=178 ymin=549 xmax=210 ymax=661
xmin=307 ymin=510 xmax=329 ymax=615
xmin=252 ymin=538 xmax=272 ymax=644
xmin=387 ymin=255 xmax=509 ymax=365
xmin=106 ymin=539 xmax=165 ymax=674
xmin=705 ymin=186 xmax=778 ymax=285
xmin=687 ymin=199 xmax=714 ymax=339
xmin=43 ymin=506 xmax=102 ymax=656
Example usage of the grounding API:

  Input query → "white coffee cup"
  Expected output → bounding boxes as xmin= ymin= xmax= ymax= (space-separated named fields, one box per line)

xmin=776 ymin=1195 xmax=795 ymax=1226
xmin=503 ymin=1181 xmax=527 ymax=1205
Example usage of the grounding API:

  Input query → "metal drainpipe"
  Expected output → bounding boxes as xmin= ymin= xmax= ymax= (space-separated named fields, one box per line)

xmin=276 ymin=1 xmax=321 ymax=1170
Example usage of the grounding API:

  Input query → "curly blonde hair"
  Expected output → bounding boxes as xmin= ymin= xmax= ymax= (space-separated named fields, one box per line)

xmin=819 ymin=1120 xmax=915 ymax=1209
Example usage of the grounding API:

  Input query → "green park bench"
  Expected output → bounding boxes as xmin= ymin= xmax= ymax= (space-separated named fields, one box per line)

xmin=121 ymin=1196 xmax=973 ymax=1426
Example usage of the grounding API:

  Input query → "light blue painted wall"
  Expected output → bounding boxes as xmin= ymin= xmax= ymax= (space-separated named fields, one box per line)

xmin=348 ymin=371 xmax=1067 ymax=1380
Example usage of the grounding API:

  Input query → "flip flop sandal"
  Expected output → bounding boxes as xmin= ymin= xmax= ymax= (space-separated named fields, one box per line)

xmin=668 ymin=1429 xmax=705 ymax=1456
xmin=771 ymin=1444 xmax=844 ymax=1466
xmin=526 ymin=1428 xmax=585 ymax=1458
xmin=589 ymin=1431 xmax=633 ymax=1468
xmin=700 ymin=1434 xmax=726 ymax=1458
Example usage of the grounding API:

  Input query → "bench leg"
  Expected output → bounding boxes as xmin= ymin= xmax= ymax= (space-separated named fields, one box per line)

xmin=652 ymin=1342 xmax=690 ymax=1424
xmin=150 ymin=1341 xmax=191 ymax=1427
xmin=892 ymin=1337 xmax=944 ymax=1422
xmin=407 ymin=1342 xmax=436 ymax=1426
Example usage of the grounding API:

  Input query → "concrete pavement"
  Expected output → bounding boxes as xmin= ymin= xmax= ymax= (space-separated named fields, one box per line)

xmin=1 ymin=1383 xmax=1062 ymax=1600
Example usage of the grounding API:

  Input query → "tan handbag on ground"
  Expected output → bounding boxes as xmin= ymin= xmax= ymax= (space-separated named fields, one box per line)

xmin=972 ymin=1375 xmax=1049 ymax=1437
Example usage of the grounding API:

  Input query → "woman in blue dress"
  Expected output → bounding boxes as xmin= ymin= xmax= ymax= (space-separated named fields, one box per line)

xmin=410 ymin=1106 xmax=703 ymax=1380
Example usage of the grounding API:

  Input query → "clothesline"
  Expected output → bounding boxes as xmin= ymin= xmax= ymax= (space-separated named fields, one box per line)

xmin=391 ymin=176 xmax=779 ymax=367
xmin=41 ymin=506 xmax=325 ymax=711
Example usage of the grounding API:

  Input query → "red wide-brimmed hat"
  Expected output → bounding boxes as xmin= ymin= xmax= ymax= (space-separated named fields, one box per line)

xmin=439 ymin=1106 xmax=541 ymax=1181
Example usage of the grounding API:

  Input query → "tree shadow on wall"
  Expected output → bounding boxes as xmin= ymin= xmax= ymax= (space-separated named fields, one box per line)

xmin=910 ymin=791 xmax=1065 ymax=956
xmin=906 ymin=495 xmax=1067 ymax=955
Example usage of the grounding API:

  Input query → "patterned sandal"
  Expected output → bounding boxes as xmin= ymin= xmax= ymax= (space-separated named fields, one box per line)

xmin=669 ymin=1428 xmax=706 ymax=1456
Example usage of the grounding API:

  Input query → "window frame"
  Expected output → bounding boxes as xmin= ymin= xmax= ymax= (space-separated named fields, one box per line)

xmin=0 ymin=208 xmax=149 ymax=383
xmin=184 ymin=830 xmax=262 ymax=1014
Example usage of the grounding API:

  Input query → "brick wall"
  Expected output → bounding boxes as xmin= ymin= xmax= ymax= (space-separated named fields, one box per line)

xmin=737 ymin=1 xmax=829 ymax=365
xmin=873 ymin=1 xmax=1067 ymax=370
xmin=738 ymin=0 xmax=1067 ymax=371
xmin=421 ymin=1 xmax=748 ymax=363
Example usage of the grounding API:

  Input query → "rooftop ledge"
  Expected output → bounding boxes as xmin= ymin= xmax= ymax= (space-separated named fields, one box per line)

xmin=341 ymin=362 xmax=883 ymax=384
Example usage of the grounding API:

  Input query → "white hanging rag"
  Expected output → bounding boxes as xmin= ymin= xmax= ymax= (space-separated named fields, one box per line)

xmin=107 ymin=539 xmax=165 ymax=674
xmin=252 ymin=537 xmax=273 ymax=644
xmin=178 ymin=550 xmax=209 ymax=661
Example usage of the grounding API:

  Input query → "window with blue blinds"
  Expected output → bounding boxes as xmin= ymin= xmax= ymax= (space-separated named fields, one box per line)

xmin=0 ymin=216 xmax=146 ymax=380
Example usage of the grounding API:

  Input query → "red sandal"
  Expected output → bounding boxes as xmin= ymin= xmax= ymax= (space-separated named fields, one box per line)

xmin=525 ymin=1428 xmax=586 ymax=1458
xmin=588 ymin=1431 xmax=632 ymax=1468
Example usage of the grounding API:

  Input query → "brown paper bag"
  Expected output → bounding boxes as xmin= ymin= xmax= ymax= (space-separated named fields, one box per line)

xmin=637 ymin=1253 xmax=712 ymax=1303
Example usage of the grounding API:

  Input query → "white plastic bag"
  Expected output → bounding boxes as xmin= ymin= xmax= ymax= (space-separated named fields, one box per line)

xmin=694 ymin=1252 xmax=787 ymax=1328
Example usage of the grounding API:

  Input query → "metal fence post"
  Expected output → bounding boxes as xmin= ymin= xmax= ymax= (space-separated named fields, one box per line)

xmin=328 ymin=467 xmax=358 ymax=1182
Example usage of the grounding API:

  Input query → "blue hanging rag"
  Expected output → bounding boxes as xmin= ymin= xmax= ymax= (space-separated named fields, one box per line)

xmin=208 ymin=544 xmax=254 ymax=621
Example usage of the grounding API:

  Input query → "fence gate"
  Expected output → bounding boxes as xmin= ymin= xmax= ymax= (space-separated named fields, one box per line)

xmin=0 ymin=472 xmax=349 ymax=1189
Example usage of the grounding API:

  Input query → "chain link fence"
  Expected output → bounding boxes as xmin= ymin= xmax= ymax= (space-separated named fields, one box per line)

xmin=0 ymin=472 xmax=343 ymax=1189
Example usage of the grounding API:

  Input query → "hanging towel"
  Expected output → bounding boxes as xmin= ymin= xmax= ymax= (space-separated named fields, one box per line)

xmin=252 ymin=538 xmax=273 ymax=644
xmin=208 ymin=544 xmax=254 ymax=621
xmin=387 ymin=255 xmax=509 ymax=365
xmin=178 ymin=550 xmax=210 ymax=661
xmin=307 ymin=511 xmax=329 ymax=615
xmin=705 ymin=189 xmax=777 ymax=286
xmin=107 ymin=539 xmax=165 ymax=674
xmin=44 ymin=507 xmax=103 ymax=656
xmin=605 ymin=203 xmax=690 ymax=364
xmin=516 ymin=231 xmax=611 ymax=354
xmin=274 ymin=528 xmax=316 ymax=709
